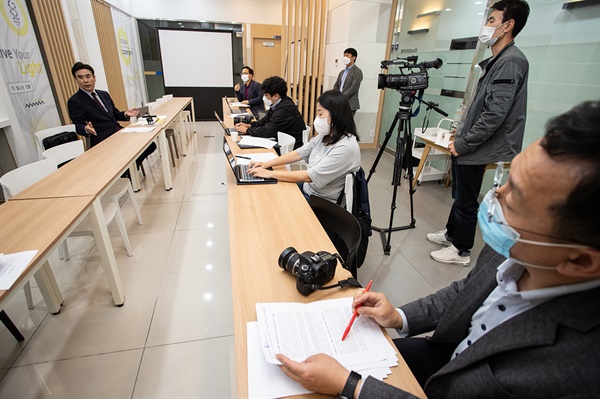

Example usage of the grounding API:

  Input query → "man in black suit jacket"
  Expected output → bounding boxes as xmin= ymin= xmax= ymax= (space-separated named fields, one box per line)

xmin=68 ymin=62 xmax=155 ymax=166
xmin=276 ymin=101 xmax=600 ymax=398
xmin=234 ymin=76 xmax=305 ymax=149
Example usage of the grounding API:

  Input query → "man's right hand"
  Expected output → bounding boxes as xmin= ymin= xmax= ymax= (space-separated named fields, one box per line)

xmin=85 ymin=121 xmax=97 ymax=136
xmin=353 ymin=290 xmax=403 ymax=329
xmin=234 ymin=83 xmax=240 ymax=92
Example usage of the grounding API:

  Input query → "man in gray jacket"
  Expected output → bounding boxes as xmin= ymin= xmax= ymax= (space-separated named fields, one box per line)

xmin=275 ymin=100 xmax=600 ymax=398
xmin=333 ymin=48 xmax=363 ymax=115
xmin=428 ymin=0 xmax=530 ymax=266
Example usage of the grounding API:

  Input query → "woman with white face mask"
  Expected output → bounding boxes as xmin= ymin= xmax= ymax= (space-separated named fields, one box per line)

xmin=234 ymin=66 xmax=264 ymax=117
xmin=247 ymin=90 xmax=361 ymax=203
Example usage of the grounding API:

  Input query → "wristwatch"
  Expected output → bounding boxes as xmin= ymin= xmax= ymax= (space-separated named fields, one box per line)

xmin=338 ymin=370 xmax=362 ymax=399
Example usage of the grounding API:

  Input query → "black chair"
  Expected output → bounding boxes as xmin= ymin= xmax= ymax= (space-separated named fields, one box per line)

xmin=309 ymin=195 xmax=362 ymax=279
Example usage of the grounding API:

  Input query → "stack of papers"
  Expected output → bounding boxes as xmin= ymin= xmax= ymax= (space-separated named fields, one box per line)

xmin=227 ymin=112 xmax=253 ymax=118
xmin=0 ymin=250 xmax=38 ymax=290
xmin=235 ymin=152 xmax=277 ymax=165
xmin=248 ymin=297 xmax=399 ymax=398
xmin=122 ymin=126 xmax=156 ymax=133
xmin=230 ymin=102 xmax=250 ymax=107
xmin=238 ymin=136 xmax=277 ymax=149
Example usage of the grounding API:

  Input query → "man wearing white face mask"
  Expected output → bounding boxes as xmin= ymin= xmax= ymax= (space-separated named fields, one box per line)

xmin=427 ymin=0 xmax=530 ymax=266
xmin=274 ymin=101 xmax=600 ymax=398
xmin=333 ymin=48 xmax=363 ymax=115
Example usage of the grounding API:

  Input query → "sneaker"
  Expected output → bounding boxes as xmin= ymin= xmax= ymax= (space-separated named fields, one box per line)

xmin=427 ymin=229 xmax=452 ymax=246
xmin=431 ymin=245 xmax=470 ymax=266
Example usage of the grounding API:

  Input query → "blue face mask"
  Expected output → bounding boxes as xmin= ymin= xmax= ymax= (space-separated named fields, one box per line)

xmin=478 ymin=190 xmax=588 ymax=269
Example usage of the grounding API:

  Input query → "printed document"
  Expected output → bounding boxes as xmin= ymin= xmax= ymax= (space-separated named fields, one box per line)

xmin=256 ymin=297 xmax=394 ymax=367
xmin=238 ymin=136 xmax=277 ymax=149
xmin=235 ymin=152 xmax=277 ymax=165
xmin=0 ymin=250 xmax=38 ymax=290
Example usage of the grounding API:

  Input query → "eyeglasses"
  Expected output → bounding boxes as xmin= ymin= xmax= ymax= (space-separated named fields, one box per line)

xmin=487 ymin=162 xmax=504 ymax=223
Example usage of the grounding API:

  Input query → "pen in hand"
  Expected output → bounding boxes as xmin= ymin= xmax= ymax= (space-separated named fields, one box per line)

xmin=341 ymin=279 xmax=373 ymax=341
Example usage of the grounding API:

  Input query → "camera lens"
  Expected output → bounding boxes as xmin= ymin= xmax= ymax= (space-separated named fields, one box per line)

xmin=278 ymin=247 xmax=300 ymax=275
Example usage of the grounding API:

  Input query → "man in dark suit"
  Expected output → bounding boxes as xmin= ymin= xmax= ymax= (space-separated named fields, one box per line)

xmin=234 ymin=76 xmax=305 ymax=149
xmin=68 ymin=62 xmax=155 ymax=166
xmin=333 ymin=48 xmax=363 ymax=115
xmin=275 ymin=101 xmax=600 ymax=398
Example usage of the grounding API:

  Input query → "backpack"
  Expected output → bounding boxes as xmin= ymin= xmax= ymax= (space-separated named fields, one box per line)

xmin=42 ymin=131 xmax=78 ymax=150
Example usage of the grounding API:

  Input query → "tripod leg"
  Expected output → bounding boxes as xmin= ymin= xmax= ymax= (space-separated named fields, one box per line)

xmin=367 ymin=112 xmax=400 ymax=183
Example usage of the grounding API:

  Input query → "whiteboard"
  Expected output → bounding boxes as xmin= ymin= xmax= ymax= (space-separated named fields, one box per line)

xmin=158 ymin=29 xmax=233 ymax=87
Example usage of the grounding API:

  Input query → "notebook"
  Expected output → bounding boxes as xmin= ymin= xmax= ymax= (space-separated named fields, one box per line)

xmin=223 ymin=138 xmax=277 ymax=185
xmin=214 ymin=111 xmax=237 ymax=135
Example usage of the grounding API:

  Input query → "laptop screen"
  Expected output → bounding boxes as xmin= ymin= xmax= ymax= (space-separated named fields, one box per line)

xmin=214 ymin=111 xmax=230 ymax=132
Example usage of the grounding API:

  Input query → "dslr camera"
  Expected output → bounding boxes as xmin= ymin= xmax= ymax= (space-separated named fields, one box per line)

xmin=234 ymin=115 xmax=253 ymax=124
xmin=378 ymin=56 xmax=443 ymax=91
xmin=278 ymin=247 xmax=337 ymax=296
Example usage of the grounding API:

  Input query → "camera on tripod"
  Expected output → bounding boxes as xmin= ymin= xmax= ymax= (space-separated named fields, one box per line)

xmin=278 ymin=247 xmax=337 ymax=296
xmin=378 ymin=56 xmax=443 ymax=91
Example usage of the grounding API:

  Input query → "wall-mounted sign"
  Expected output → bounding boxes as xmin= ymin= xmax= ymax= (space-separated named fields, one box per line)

xmin=263 ymin=42 xmax=275 ymax=47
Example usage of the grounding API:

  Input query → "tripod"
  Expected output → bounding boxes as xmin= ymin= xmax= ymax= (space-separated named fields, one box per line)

xmin=367 ymin=91 xmax=417 ymax=255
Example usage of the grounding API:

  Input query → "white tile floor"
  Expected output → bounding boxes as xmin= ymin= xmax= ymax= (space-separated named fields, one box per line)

xmin=0 ymin=122 xmax=484 ymax=398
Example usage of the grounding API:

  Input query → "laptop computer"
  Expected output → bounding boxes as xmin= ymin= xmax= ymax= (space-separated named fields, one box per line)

xmin=214 ymin=111 xmax=237 ymax=135
xmin=225 ymin=97 xmax=243 ymax=115
xmin=136 ymin=106 xmax=150 ymax=117
xmin=223 ymin=138 xmax=277 ymax=185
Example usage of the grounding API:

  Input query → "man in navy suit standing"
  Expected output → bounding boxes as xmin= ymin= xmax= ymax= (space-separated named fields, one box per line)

xmin=68 ymin=62 xmax=155 ymax=166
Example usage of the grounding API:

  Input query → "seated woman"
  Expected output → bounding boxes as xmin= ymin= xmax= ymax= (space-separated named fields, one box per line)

xmin=234 ymin=66 xmax=264 ymax=117
xmin=248 ymin=90 xmax=361 ymax=204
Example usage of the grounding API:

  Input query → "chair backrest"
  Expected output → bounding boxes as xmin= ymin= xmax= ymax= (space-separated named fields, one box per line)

xmin=42 ymin=140 xmax=85 ymax=167
xmin=156 ymin=98 xmax=166 ymax=106
xmin=34 ymin=125 xmax=76 ymax=159
xmin=344 ymin=174 xmax=354 ymax=213
xmin=277 ymin=132 xmax=296 ymax=170
xmin=0 ymin=158 xmax=58 ymax=199
xmin=146 ymin=102 xmax=157 ymax=112
xmin=302 ymin=125 xmax=311 ymax=145
xmin=162 ymin=94 xmax=173 ymax=101
xmin=309 ymin=195 xmax=362 ymax=279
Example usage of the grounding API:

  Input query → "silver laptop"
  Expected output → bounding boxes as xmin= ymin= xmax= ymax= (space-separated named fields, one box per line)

xmin=136 ymin=106 xmax=149 ymax=117
xmin=214 ymin=111 xmax=237 ymax=135
xmin=225 ymin=97 xmax=243 ymax=115
xmin=223 ymin=138 xmax=277 ymax=185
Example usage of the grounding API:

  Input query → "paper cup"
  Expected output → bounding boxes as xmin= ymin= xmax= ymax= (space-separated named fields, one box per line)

xmin=231 ymin=131 xmax=239 ymax=141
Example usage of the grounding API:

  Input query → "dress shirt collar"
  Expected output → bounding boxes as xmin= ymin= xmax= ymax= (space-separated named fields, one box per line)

xmin=271 ymin=97 xmax=283 ymax=109
xmin=496 ymin=259 xmax=600 ymax=304
xmin=81 ymin=88 xmax=96 ymax=96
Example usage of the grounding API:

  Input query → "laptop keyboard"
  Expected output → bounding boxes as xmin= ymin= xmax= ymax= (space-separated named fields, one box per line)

xmin=238 ymin=164 xmax=263 ymax=181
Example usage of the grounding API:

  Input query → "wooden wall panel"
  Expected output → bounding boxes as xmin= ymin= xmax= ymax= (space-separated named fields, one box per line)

xmin=28 ymin=0 xmax=77 ymax=125
xmin=90 ymin=0 xmax=127 ymax=111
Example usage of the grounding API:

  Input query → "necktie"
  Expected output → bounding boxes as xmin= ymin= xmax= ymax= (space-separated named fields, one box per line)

xmin=91 ymin=92 xmax=107 ymax=113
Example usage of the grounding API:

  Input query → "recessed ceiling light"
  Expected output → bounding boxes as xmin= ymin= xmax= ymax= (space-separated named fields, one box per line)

xmin=204 ymin=293 xmax=213 ymax=301
xmin=205 ymin=264 xmax=213 ymax=271
xmin=445 ymin=8 xmax=452 ymax=11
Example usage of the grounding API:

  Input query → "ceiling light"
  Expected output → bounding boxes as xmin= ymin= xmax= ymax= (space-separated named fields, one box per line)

xmin=445 ymin=8 xmax=452 ymax=11
xmin=416 ymin=10 xmax=441 ymax=18
xmin=407 ymin=28 xmax=430 ymax=34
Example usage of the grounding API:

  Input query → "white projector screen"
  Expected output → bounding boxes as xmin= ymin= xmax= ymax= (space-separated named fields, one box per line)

xmin=158 ymin=29 xmax=233 ymax=87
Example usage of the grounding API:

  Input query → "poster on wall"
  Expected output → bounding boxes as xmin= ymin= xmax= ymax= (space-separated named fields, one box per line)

xmin=111 ymin=7 xmax=145 ymax=109
xmin=0 ymin=0 xmax=60 ymax=157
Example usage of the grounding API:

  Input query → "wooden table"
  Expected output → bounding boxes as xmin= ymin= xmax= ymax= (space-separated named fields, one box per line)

xmin=225 ymin=132 xmax=426 ymax=397
xmin=0 ymin=197 xmax=95 ymax=313
xmin=412 ymin=134 xmax=452 ymax=190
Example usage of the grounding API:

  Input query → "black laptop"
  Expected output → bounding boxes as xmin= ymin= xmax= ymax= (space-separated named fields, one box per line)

xmin=223 ymin=139 xmax=277 ymax=185
xmin=225 ymin=97 xmax=243 ymax=115
xmin=214 ymin=111 xmax=237 ymax=135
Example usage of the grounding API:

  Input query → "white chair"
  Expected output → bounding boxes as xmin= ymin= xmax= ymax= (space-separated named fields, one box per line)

xmin=162 ymin=94 xmax=173 ymax=101
xmin=302 ymin=125 xmax=311 ymax=145
xmin=42 ymin=140 xmax=84 ymax=165
xmin=34 ymin=124 xmax=76 ymax=159
xmin=277 ymin=132 xmax=296 ymax=171
xmin=344 ymin=173 xmax=354 ymax=213
xmin=181 ymin=110 xmax=193 ymax=140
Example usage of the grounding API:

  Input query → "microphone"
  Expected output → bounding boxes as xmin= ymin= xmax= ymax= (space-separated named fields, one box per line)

xmin=420 ymin=58 xmax=443 ymax=69
xmin=423 ymin=100 xmax=448 ymax=117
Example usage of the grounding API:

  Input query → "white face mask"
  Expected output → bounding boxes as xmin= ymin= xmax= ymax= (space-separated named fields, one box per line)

xmin=343 ymin=56 xmax=351 ymax=66
xmin=313 ymin=116 xmax=331 ymax=136
xmin=263 ymin=95 xmax=272 ymax=107
xmin=478 ymin=22 xmax=506 ymax=46
xmin=241 ymin=74 xmax=249 ymax=83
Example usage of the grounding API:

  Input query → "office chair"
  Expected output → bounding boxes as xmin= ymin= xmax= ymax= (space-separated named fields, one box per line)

xmin=309 ymin=195 xmax=362 ymax=279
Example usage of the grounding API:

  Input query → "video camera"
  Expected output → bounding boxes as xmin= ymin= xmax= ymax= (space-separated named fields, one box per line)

xmin=278 ymin=247 xmax=338 ymax=296
xmin=378 ymin=56 xmax=443 ymax=91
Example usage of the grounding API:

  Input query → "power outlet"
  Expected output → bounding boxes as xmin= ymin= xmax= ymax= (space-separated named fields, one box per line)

xmin=370 ymin=129 xmax=375 ymax=137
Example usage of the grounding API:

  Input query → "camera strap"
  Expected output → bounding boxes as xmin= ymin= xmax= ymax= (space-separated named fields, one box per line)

xmin=311 ymin=277 xmax=363 ymax=292
xmin=411 ymin=89 xmax=425 ymax=117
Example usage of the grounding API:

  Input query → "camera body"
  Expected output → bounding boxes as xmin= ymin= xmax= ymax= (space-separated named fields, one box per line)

xmin=378 ymin=71 xmax=429 ymax=91
xmin=278 ymin=247 xmax=337 ymax=296
xmin=234 ymin=115 xmax=253 ymax=124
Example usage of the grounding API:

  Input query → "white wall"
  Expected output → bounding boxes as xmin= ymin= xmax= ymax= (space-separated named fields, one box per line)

xmin=325 ymin=0 xmax=393 ymax=145
xmin=110 ymin=0 xmax=282 ymax=25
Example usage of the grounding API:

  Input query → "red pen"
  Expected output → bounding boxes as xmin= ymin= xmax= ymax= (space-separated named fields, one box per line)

xmin=341 ymin=280 xmax=373 ymax=341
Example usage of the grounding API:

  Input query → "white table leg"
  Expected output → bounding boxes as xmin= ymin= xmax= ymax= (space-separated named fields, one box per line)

xmin=178 ymin=112 xmax=187 ymax=156
xmin=130 ymin=163 xmax=141 ymax=192
xmin=88 ymin=198 xmax=125 ymax=306
xmin=191 ymin=98 xmax=196 ymax=132
xmin=158 ymin=129 xmax=173 ymax=191
xmin=34 ymin=261 xmax=63 ymax=314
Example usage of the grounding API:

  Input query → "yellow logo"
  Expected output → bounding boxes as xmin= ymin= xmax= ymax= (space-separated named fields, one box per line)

xmin=1 ymin=0 xmax=29 ymax=36
xmin=118 ymin=28 xmax=132 ymax=66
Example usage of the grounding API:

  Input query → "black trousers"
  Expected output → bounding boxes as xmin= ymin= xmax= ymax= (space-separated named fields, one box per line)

xmin=445 ymin=158 xmax=486 ymax=254
xmin=393 ymin=338 xmax=455 ymax=388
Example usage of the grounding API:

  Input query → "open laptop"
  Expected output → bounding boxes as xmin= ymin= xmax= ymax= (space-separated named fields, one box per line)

xmin=136 ymin=105 xmax=149 ymax=117
xmin=214 ymin=111 xmax=237 ymax=135
xmin=225 ymin=97 xmax=243 ymax=115
xmin=223 ymin=138 xmax=277 ymax=185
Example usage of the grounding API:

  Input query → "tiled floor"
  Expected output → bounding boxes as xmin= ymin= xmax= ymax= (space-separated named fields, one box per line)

xmin=0 ymin=122 xmax=484 ymax=398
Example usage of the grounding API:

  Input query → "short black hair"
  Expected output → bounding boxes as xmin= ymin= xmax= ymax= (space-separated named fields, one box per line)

xmin=491 ymin=0 xmax=530 ymax=37
xmin=241 ymin=66 xmax=254 ymax=75
xmin=261 ymin=76 xmax=288 ymax=97
xmin=316 ymin=89 xmax=359 ymax=146
xmin=344 ymin=48 xmax=357 ymax=59
xmin=71 ymin=61 xmax=94 ymax=77
xmin=541 ymin=100 xmax=600 ymax=249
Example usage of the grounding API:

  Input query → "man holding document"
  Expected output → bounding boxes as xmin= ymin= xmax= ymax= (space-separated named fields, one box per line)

xmin=276 ymin=101 xmax=600 ymax=398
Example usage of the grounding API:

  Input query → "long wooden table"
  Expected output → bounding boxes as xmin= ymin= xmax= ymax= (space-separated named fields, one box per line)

xmin=225 ymin=132 xmax=426 ymax=396
xmin=0 ymin=197 xmax=95 ymax=313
